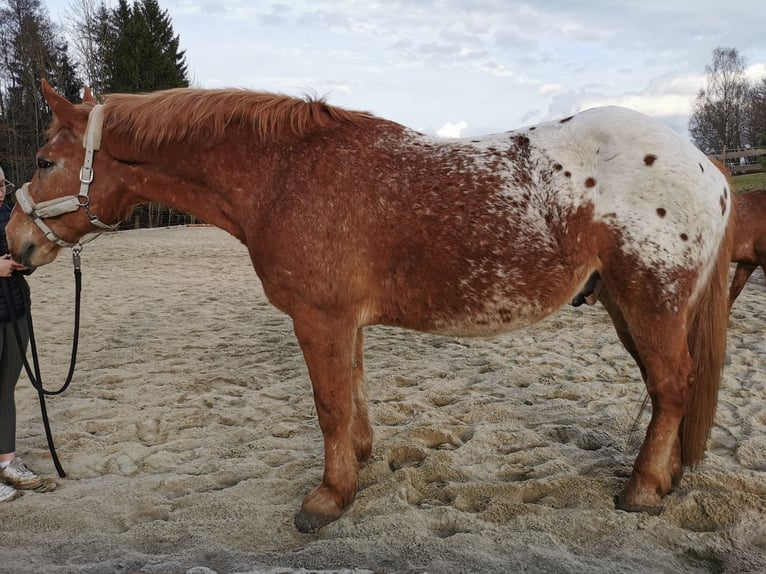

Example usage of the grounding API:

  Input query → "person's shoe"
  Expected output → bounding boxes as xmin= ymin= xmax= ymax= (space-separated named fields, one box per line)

xmin=0 ymin=480 xmax=21 ymax=502
xmin=0 ymin=460 xmax=56 ymax=492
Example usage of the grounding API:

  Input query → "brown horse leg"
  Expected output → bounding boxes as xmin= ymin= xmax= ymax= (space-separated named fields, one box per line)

xmin=598 ymin=290 xmax=647 ymax=382
xmin=728 ymin=263 xmax=756 ymax=309
xmin=352 ymin=328 xmax=373 ymax=463
xmin=292 ymin=312 xmax=360 ymax=532
xmin=599 ymin=291 xmax=685 ymax=489
xmin=615 ymin=312 xmax=693 ymax=514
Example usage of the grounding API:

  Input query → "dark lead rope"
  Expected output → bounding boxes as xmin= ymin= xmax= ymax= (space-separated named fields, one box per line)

xmin=1 ymin=247 xmax=83 ymax=478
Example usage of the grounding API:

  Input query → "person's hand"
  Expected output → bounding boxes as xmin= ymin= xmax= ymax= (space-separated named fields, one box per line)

xmin=0 ymin=254 xmax=17 ymax=277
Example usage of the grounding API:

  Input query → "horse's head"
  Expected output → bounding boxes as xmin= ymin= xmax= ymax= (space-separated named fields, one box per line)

xmin=8 ymin=81 xmax=121 ymax=269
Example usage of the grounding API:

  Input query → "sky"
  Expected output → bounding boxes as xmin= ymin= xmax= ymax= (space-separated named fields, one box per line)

xmin=44 ymin=0 xmax=766 ymax=141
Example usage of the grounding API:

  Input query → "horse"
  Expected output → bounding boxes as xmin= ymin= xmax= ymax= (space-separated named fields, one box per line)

xmin=729 ymin=189 xmax=766 ymax=308
xmin=7 ymin=81 xmax=734 ymax=532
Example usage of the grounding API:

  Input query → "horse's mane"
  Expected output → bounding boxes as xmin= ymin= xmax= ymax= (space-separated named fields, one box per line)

xmin=100 ymin=88 xmax=373 ymax=149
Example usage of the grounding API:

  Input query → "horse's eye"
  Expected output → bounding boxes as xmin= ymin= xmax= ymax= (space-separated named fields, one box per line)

xmin=37 ymin=157 xmax=55 ymax=169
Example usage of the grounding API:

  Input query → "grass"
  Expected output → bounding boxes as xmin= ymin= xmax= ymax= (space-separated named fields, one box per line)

xmin=732 ymin=171 xmax=766 ymax=193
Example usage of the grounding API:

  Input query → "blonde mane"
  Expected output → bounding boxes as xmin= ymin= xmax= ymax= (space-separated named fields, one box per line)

xmin=100 ymin=88 xmax=372 ymax=149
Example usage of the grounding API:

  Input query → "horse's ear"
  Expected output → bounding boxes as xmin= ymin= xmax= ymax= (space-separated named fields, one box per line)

xmin=83 ymin=86 xmax=96 ymax=104
xmin=41 ymin=79 xmax=79 ymax=127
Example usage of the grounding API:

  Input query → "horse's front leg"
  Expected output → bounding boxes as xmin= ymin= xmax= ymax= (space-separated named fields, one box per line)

xmin=292 ymin=312 xmax=362 ymax=532
xmin=352 ymin=328 xmax=373 ymax=463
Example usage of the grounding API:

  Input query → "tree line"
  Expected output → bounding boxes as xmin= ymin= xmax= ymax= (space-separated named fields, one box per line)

xmin=0 ymin=0 xmax=192 ymax=228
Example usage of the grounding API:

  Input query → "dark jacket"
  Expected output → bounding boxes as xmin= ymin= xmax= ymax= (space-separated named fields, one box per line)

xmin=0 ymin=203 xmax=31 ymax=322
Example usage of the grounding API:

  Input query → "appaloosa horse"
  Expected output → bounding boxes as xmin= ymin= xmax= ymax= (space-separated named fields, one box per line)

xmin=7 ymin=81 xmax=734 ymax=531
xmin=729 ymin=189 xmax=766 ymax=308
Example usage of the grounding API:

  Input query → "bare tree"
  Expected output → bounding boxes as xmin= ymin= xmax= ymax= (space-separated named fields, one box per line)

xmin=689 ymin=47 xmax=750 ymax=154
xmin=744 ymin=78 xmax=766 ymax=149
xmin=62 ymin=0 xmax=110 ymax=96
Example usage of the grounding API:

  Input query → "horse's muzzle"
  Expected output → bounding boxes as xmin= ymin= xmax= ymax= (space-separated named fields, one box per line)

xmin=13 ymin=243 xmax=38 ymax=271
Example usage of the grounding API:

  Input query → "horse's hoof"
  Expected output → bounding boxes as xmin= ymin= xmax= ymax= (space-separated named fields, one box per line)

xmin=294 ymin=509 xmax=342 ymax=533
xmin=614 ymin=494 xmax=663 ymax=516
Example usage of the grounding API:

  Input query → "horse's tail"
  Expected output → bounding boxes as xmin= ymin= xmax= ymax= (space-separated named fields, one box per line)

xmin=681 ymin=190 xmax=734 ymax=467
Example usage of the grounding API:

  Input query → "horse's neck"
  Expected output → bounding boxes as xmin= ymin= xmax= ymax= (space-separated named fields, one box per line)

xmin=128 ymin=140 xmax=276 ymax=241
xmin=125 ymin=121 xmax=392 ymax=241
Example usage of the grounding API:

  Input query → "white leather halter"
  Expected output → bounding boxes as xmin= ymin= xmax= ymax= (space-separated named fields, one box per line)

xmin=15 ymin=104 xmax=120 ymax=248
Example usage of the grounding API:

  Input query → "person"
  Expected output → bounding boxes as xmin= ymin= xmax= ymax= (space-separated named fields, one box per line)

xmin=0 ymin=166 xmax=56 ymax=502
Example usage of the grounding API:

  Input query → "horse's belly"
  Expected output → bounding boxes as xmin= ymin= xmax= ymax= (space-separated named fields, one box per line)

xmin=385 ymin=295 xmax=560 ymax=337
xmin=372 ymin=254 xmax=589 ymax=337
xmin=437 ymin=305 xmax=556 ymax=336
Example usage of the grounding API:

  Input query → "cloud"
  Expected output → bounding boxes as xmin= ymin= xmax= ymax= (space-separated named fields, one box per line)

xmin=538 ymin=83 xmax=563 ymax=96
xmin=746 ymin=63 xmax=766 ymax=82
xmin=437 ymin=120 xmax=468 ymax=138
xmin=47 ymin=0 xmax=766 ymax=143
xmin=535 ymin=69 xmax=714 ymax=138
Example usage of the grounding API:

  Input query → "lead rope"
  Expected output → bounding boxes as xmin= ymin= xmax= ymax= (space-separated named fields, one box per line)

xmin=2 ymin=247 xmax=83 ymax=478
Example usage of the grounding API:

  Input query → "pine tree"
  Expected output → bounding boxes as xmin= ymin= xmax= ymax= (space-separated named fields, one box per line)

xmin=104 ymin=0 xmax=189 ymax=93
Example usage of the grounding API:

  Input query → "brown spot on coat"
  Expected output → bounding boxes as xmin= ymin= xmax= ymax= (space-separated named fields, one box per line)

xmin=657 ymin=208 xmax=666 ymax=218
xmin=559 ymin=115 xmax=574 ymax=123
xmin=553 ymin=163 xmax=563 ymax=171
xmin=585 ymin=177 xmax=596 ymax=188
xmin=644 ymin=154 xmax=657 ymax=166
xmin=720 ymin=195 xmax=726 ymax=216
xmin=514 ymin=135 xmax=530 ymax=147
xmin=680 ymin=233 xmax=688 ymax=241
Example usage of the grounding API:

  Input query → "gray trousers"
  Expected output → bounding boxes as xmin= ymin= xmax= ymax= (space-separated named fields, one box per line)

xmin=0 ymin=317 xmax=29 ymax=455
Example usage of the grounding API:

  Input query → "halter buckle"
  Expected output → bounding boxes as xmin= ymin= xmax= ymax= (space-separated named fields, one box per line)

xmin=79 ymin=166 xmax=94 ymax=184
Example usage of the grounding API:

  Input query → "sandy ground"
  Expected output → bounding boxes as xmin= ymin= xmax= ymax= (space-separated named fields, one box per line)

xmin=0 ymin=226 xmax=764 ymax=574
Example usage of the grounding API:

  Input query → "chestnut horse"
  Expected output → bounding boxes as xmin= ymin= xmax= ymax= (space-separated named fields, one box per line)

xmin=729 ymin=189 xmax=766 ymax=308
xmin=8 ymin=82 xmax=734 ymax=532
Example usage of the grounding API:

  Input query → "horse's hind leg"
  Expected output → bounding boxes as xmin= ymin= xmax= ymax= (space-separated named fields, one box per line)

xmin=292 ymin=311 xmax=361 ymax=532
xmin=728 ymin=263 xmax=755 ymax=309
xmin=613 ymin=308 xmax=693 ymax=514
xmin=600 ymin=291 xmax=684 ymax=488
xmin=599 ymin=290 xmax=647 ymax=382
